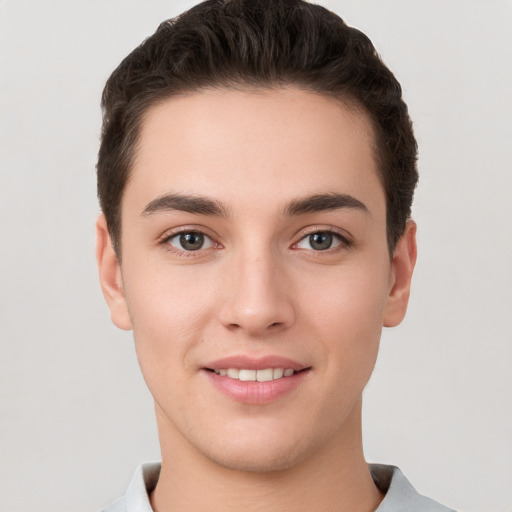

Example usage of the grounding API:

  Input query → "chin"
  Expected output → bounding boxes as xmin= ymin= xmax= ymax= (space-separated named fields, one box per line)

xmin=204 ymin=445 xmax=305 ymax=474
xmin=195 ymin=426 xmax=324 ymax=474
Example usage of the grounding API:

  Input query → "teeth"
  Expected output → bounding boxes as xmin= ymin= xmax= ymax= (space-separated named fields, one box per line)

xmin=227 ymin=368 xmax=239 ymax=379
xmin=239 ymin=369 xmax=256 ymax=381
xmin=214 ymin=367 xmax=296 ymax=381
xmin=273 ymin=368 xmax=284 ymax=379
xmin=257 ymin=368 xmax=274 ymax=382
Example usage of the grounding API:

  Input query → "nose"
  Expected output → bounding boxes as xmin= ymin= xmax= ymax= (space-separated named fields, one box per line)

xmin=218 ymin=247 xmax=296 ymax=337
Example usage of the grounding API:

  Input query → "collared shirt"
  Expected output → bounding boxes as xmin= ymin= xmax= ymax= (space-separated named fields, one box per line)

xmin=101 ymin=462 xmax=456 ymax=512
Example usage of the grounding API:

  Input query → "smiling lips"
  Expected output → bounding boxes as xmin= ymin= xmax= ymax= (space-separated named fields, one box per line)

xmin=204 ymin=357 xmax=310 ymax=404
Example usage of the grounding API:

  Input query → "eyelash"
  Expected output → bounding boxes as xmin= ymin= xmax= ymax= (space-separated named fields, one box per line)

xmin=159 ymin=228 xmax=220 ymax=256
xmin=159 ymin=226 xmax=352 ymax=256
xmin=293 ymin=227 xmax=353 ymax=253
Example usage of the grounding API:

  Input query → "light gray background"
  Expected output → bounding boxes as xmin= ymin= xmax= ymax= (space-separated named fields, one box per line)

xmin=1 ymin=1 xmax=511 ymax=511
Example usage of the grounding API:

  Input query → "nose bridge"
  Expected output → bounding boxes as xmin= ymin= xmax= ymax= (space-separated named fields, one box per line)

xmin=219 ymin=239 xmax=295 ymax=335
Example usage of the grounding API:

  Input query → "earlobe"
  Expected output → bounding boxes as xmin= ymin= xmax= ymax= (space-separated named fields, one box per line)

xmin=383 ymin=220 xmax=417 ymax=327
xmin=95 ymin=215 xmax=132 ymax=330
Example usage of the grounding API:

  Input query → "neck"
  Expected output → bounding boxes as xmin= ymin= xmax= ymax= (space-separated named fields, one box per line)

xmin=150 ymin=399 xmax=383 ymax=512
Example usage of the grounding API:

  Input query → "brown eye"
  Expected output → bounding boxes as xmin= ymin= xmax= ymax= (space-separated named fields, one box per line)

xmin=168 ymin=231 xmax=213 ymax=251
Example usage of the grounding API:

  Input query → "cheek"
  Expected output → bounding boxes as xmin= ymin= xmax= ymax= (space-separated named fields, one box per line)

xmin=302 ymin=256 xmax=390 ymax=323
xmin=122 ymin=262 xmax=217 ymax=379
xmin=124 ymin=254 xmax=217 ymax=323
xmin=299 ymin=257 xmax=390 ymax=370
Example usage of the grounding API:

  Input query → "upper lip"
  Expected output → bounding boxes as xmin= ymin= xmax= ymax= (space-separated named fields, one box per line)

xmin=204 ymin=355 xmax=309 ymax=371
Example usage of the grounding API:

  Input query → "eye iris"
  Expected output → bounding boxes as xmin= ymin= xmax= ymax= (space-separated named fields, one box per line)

xmin=310 ymin=232 xmax=333 ymax=250
xmin=180 ymin=232 xmax=204 ymax=251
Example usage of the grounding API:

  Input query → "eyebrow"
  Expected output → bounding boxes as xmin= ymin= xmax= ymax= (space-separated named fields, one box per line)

xmin=283 ymin=193 xmax=369 ymax=216
xmin=141 ymin=193 xmax=230 ymax=217
xmin=141 ymin=192 xmax=369 ymax=218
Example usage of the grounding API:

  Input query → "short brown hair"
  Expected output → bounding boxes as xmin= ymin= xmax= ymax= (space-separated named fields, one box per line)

xmin=97 ymin=0 xmax=418 ymax=256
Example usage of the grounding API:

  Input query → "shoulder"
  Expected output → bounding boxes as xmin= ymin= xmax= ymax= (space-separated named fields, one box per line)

xmin=370 ymin=464 xmax=456 ymax=512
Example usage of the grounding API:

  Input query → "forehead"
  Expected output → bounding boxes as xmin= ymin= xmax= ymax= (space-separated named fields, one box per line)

xmin=127 ymin=87 xmax=384 ymax=217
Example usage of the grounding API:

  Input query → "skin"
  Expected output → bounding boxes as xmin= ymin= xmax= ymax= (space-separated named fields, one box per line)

xmin=97 ymin=87 xmax=417 ymax=512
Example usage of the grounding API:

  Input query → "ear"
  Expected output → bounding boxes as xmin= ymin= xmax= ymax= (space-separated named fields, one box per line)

xmin=95 ymin=215 xmax=132 ymax=330
xmin=383 ymin=220 xmax=417 ymax=327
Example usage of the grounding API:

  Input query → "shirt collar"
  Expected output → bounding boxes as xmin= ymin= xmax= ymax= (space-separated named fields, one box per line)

xmin=123 ymin=461 xmax=160 ymax=512
xmin=370 ymin=464 xmax=454 ymax=512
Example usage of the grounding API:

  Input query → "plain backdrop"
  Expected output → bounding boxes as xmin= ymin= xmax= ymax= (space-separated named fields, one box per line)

xmin=1 ymin=1 xmax=511 ymax=511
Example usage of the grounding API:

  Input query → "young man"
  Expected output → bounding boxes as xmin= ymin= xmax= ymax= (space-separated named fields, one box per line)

xmin=96 ymin=1 xmax=454 ymax=511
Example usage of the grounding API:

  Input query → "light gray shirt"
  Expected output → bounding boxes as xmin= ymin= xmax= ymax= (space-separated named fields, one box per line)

xmin=101 ymin=462 xmax=455 ymax=512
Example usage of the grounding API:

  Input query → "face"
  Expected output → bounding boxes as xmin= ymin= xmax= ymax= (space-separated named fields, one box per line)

xmin=97 ymin=87 xmax=416 ymax=472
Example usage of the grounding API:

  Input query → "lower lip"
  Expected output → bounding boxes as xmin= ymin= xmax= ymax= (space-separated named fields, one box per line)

xmin=204 ymin=370 xmax=310 ymax=404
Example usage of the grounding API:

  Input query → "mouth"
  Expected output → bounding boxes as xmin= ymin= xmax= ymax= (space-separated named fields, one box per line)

xmin=202 ymin=356 xmax=311 ymax=404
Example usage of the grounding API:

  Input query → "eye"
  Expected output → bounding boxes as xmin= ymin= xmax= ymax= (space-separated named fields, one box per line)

xmin=167 ymin=231 xmax=214 ymax=251
xmin=295 ymin=231 xmax=346 ymax=251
